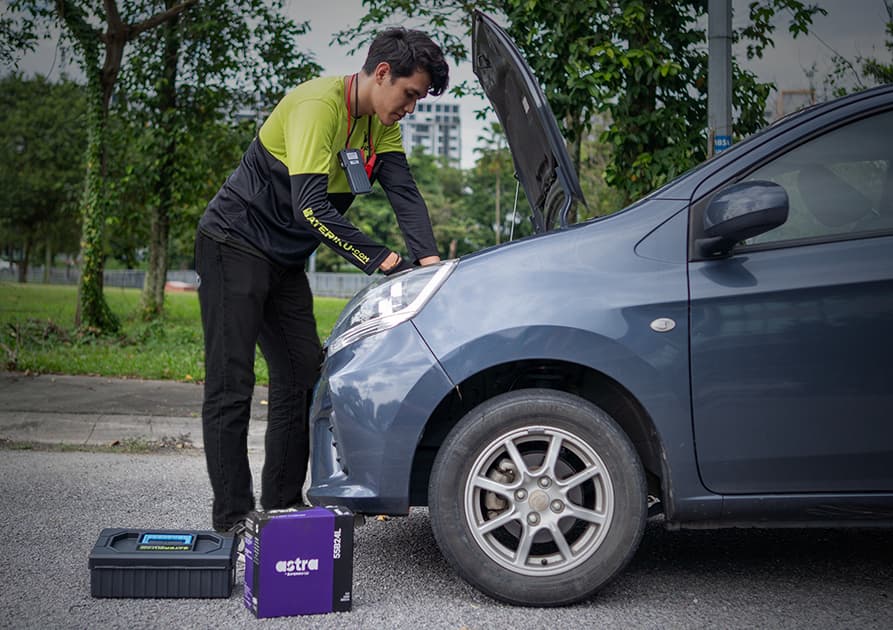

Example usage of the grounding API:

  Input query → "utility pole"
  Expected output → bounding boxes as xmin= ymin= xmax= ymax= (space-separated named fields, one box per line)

xmin=708 ymin=0 xmax=733 ymax=156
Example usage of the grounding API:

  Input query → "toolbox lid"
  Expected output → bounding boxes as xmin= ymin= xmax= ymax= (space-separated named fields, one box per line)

xmin=89 ymin=528 xmax=236 ymax=568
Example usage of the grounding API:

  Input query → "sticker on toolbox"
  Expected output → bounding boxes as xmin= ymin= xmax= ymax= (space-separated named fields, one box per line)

xmin=136 ymin=532 xmax=195 ymax=551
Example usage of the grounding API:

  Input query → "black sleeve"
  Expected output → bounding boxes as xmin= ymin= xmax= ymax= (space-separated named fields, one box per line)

xmin=374 ymin=152 xmax=440 ymax=263
xmin=291 ymin=173 xmax=390 ymax=275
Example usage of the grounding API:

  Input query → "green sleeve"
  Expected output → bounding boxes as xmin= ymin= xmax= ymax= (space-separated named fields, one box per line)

xmin=282 ymin=98 xmax=339 ymax=175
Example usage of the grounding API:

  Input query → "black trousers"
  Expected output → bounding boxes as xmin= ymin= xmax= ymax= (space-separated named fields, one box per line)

xmin=195 ymin=231 xmax=322 ymax=531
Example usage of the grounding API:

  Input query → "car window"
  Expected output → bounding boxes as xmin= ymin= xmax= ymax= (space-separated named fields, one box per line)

xmin=742 ymin=109 xmax=893 ymax=245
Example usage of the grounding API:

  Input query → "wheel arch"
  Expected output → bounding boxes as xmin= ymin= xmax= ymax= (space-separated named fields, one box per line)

xmin=409 ymin=358 xmax=667 ymax=507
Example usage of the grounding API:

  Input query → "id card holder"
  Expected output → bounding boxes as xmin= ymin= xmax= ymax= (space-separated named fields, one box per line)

xmin=338 ymin=148 xmax=373 ymax=195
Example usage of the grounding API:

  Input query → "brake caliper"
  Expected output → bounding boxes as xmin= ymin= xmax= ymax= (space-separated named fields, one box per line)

xmin=484 ymin=459 xmax=516 ymax=517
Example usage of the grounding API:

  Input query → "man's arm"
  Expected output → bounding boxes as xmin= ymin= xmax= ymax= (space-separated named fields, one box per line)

xmin=290 ymin=172 xmax=393 ymax=274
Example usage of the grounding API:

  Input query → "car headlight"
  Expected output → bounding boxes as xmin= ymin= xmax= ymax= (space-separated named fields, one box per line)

xmin=326 ymin=259 xmax=457 ymax=356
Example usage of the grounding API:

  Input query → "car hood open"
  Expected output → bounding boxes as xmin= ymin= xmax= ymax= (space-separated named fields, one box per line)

xmin=472 ymin=10 xmax=588 ymax=233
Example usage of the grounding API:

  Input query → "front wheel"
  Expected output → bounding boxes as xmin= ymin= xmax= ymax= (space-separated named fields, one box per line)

xmin=429 ymin=389 xmax=647 ymax=606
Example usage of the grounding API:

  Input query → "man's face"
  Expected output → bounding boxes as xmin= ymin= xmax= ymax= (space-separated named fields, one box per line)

xmin=373 ymin=67 xmax=432 ymax=126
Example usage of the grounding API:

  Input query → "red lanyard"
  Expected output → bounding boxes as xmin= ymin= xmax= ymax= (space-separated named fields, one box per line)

xmin=345 ymin=74 xmax=377 ymax=177
xmin=345 ymin=73 xmax=357 ymax=148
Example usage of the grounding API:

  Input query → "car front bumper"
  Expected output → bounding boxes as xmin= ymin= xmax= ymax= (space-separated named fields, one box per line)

xmin=306 ymin=321 xmax=455 ymax=515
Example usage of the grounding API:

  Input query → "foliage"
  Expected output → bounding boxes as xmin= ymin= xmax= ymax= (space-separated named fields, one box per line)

xmin=0 ymin=282 xmax=347 ymax=384
xmin=862 ymin=22 xmax=893 ymax=85
xmin=3 ymin=1 xmax=322 ymax=323
xmin=6 ymin=0 xmax=203 ymax=333
xmin=315 ymin=148 xmax=484 ymax=270
xmin=0 ymin=74 xmax=85 ymax=278
xmin=506 ymin=0 xmax=823 ymax=204
xmin=577 ymin=131 xmax=626 ymax=218
xmin=463 ymin=123 xmax=534 ymax=248
xmin=0 ymin=12 xmax=38 ymax=67
xmin=404 ymin=150 xmax=476 ymax=255
xmin=112 ymin=0 xmax=322 ymax=319
xmin=336 ymin=0 xmax=487 ymax=69
xmin=336 ymin=0 xmax=823 ymax=206
xmin=825 ymin=15 xmax=893 ymax=96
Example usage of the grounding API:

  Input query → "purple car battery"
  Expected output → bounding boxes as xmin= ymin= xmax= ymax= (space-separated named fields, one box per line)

xmin=243 ymin=506 xmax=354 ymax=618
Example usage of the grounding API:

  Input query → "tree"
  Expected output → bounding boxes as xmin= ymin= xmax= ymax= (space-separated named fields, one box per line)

xmin=460 ymin=128 xmax=534 ymax=254
xmin=0 ymin=74 xmax=85 ymax=281
xmin=475 ymin=122 xmax=508 ymax=245
xmin=407 ymin=150 xmax=470 ymax=258
xmin=862 ymin=21 xmax=893 ymax=84
xmin=577 ymin=120 xmax=626 ymax=218
xmin=9 ymin=0 xmax=197 ymax=332
xmin=336 ymin=0 xmax=823 ymax=207
xmin=824 ymin=3 xmax=892 ymax=95
xmin=117 ymin=0 xmax=321 ymax=319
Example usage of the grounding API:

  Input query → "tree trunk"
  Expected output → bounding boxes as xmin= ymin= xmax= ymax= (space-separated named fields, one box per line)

xmin=17 ymin=240 xmax=30 ymax=283
xmin=494 ymin=169 xmax=501 ymax=244
xmin=61 ymin=2 xmax=123 ymax=333
xmin=142 ymin=204 xmax=171 ymax=319
xmin=448 ymin=239 xmax=457 ymax=259
xmin=75 ymin=56 xmax=119 ymax=332
xmin=565 ymin=116 xmax=585 ymax=225
xmin=58 ymin=0 xmax=197 ymax=331
xmin=141 ymin=4 xmax=181 ymax=320
xmin=43 ymin=238 xmax=52 ymax=284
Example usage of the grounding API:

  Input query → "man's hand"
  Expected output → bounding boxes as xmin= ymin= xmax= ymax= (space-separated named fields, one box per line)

xmin=380 ymin=251 xmax=401 ymax=273
xmin=380 ymin=252 xmax=441 ymax=274
xmin=380 ymin=251 xmax=412 ymax=275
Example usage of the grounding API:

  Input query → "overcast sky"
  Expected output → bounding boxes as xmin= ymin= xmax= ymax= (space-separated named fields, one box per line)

xmin=9 ymin=0 xmax=891 ymax=168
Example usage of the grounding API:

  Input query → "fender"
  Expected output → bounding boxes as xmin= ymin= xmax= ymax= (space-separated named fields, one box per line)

xmin=414 ymin=322 xmax=721 ymax=522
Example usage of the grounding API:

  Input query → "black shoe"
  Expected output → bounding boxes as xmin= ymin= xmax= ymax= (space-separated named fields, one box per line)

xmin=214 ymin=518 xmax=247 ymax=535
xmin=216 ymin=520 xmax=247 ymax=556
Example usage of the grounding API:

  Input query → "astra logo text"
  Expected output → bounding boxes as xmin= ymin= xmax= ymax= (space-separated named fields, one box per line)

xmin=275 ymin=557 xmax=319 ymax=575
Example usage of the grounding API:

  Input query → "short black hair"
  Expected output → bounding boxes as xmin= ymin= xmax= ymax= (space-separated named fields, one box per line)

xmin=362 ymin=27 xmax=449 ymax=97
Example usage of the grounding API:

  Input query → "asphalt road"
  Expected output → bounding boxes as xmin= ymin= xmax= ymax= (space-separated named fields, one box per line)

xmin=1 ymin=449 xmax=890 ymax=629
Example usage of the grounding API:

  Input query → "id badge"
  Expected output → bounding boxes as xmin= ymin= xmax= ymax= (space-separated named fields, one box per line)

xmin=338 ymin=148 xmax=372 ymax=195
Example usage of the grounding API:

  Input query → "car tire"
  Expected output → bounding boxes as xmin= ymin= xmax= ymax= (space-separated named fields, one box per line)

xmin=429 ymin=388 xmax=647 ymax=606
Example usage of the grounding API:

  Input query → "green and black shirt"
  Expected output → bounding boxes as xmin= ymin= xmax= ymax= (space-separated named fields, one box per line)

xmin=199 ymin=76 xmax=438 ymax=273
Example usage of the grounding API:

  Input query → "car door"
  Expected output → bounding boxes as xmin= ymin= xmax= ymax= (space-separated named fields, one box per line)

xmin=688 ymin=108 xmax=893 ymax=495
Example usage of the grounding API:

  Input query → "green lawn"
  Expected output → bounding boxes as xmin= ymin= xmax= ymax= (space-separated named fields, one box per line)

xmin=0 ymin=282 xmax=347 ymax=385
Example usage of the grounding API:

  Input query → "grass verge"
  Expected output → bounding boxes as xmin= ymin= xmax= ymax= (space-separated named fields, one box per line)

xmin=0 ymin=282 xmax=347 ymax=385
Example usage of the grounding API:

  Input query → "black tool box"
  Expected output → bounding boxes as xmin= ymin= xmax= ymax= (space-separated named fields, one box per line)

xmin=89 ymin=528 xmax=236 ymax=598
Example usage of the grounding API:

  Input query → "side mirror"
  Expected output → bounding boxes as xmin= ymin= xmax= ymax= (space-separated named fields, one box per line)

xmin=697 ymin=180 xmax=789 ymax=257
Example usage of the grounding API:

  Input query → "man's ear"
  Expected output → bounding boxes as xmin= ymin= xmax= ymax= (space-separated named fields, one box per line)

xmin=374 ymin=62 xmax=391 ymax=83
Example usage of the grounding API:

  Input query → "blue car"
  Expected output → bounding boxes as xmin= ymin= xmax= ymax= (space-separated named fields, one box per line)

xmin=308 ymin=11 xmax=893 ymax=605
